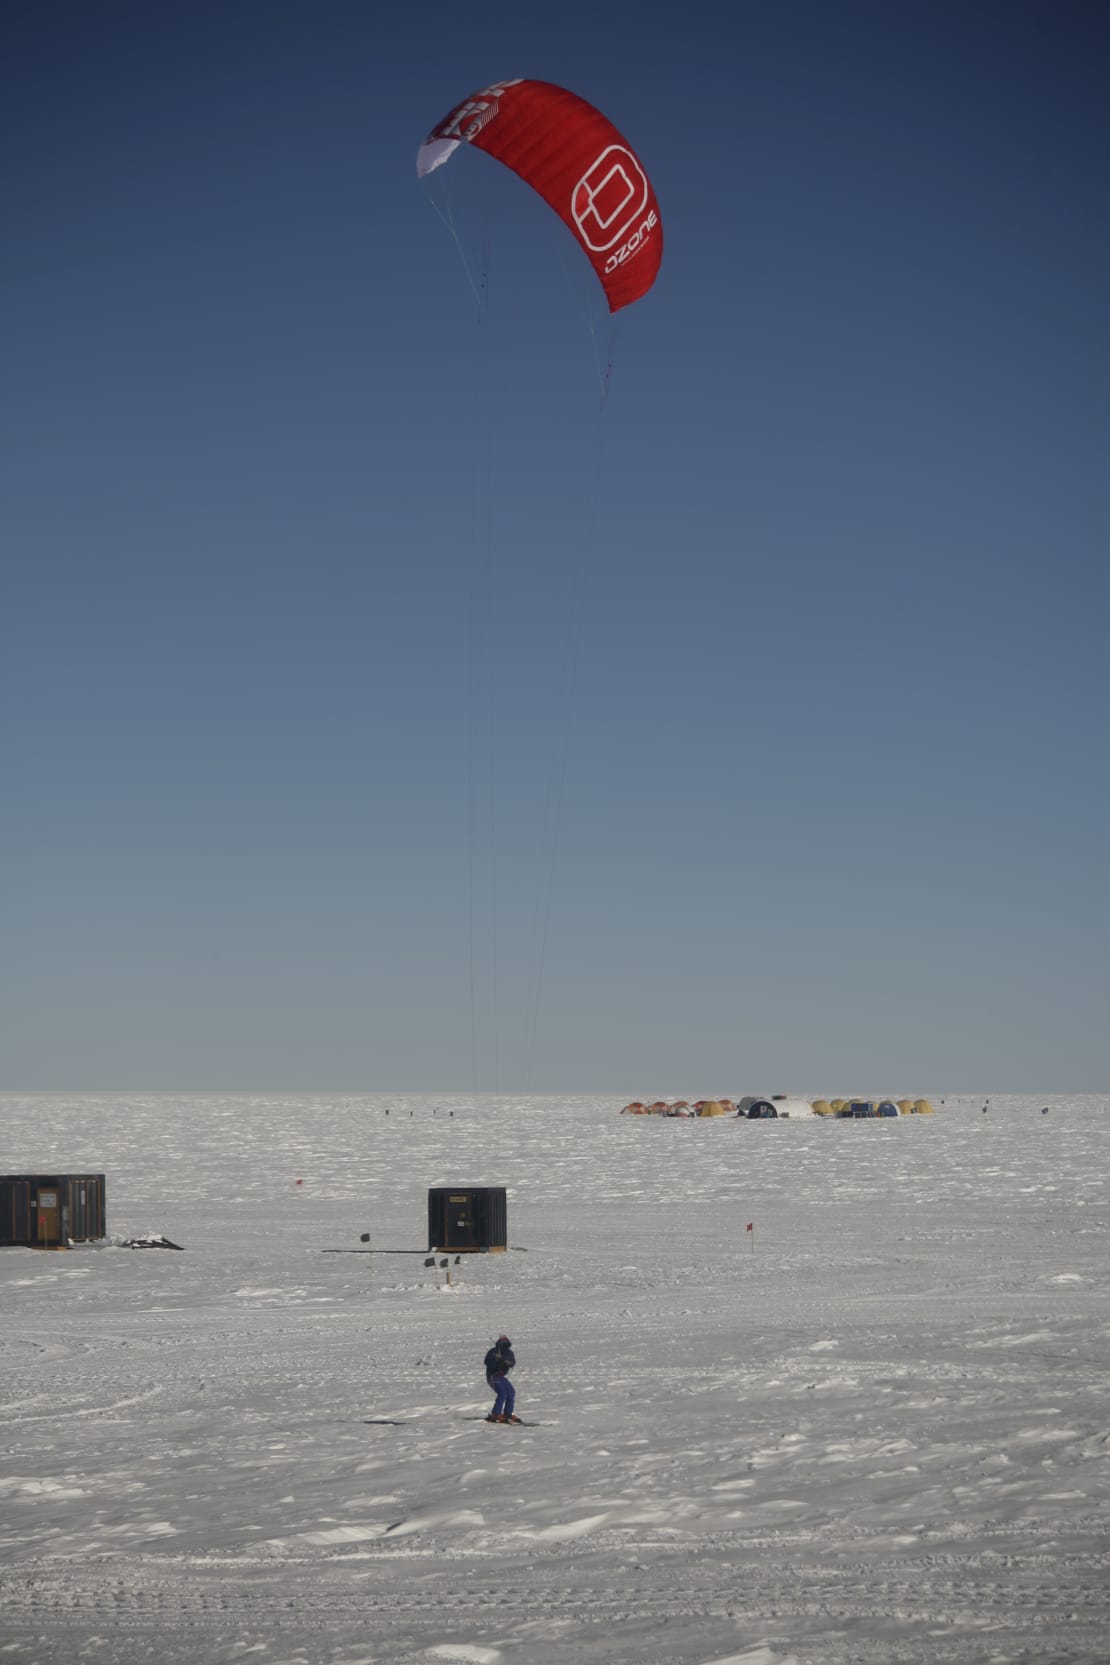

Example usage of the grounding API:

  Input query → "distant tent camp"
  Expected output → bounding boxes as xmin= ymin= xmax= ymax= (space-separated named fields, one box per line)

xmin=622 ymin=1094 xmax=935 ymax=1120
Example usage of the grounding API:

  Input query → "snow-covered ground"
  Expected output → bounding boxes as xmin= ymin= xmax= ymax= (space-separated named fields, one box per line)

xmin=1 ymin=1091 xmax=1107 ymax=1665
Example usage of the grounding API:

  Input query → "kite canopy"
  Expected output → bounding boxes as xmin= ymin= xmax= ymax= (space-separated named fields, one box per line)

xmin=417 ymin=78 xmax=662 ymax=313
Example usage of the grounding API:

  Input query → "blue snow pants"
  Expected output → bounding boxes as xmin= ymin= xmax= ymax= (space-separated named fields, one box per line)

xmin=489 ymin=1374 xmax=515 ymax=1417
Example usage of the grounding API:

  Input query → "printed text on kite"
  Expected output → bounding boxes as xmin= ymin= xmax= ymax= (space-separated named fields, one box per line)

xmin=417 ymin=78 xmax=662 ymax=313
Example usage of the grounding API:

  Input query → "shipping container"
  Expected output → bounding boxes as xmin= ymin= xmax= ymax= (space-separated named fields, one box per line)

xmin=0 ymin=1175 xmax=106 ymax=1248
xmin=427 ymin=1186 xmax=507 ymax=1253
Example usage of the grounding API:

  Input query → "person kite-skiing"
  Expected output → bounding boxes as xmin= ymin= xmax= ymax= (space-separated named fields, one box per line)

xmin=484 ymin=1333 xmax=520 ymax=1423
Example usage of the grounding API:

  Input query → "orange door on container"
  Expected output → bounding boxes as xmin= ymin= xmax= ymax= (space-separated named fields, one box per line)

xmin=36 ymin=1190 xmax=61 ymax=1247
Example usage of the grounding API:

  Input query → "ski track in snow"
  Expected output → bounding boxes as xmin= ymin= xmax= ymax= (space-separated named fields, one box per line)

xmin=1 ymin=1091 xmax=1108 ymax=1664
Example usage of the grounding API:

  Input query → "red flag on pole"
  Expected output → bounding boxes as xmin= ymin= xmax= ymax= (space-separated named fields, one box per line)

xmin=746 ymin=1222 xmax=753 ymax=1231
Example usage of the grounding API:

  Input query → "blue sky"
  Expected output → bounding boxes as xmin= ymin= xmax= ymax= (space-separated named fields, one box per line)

xmin=3 ymin=0 xmax=1107 ymax=1091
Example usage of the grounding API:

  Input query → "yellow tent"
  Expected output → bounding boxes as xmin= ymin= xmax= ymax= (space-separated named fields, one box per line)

xmin=896 ymin=1099 xmax=915 ymax=1115
xmin=699 ymin=1100 xmax=729 ymax=1117
xmin=913 ymin=1098 xmax=936 ymax=1115
xmin=811 ymin=1100 xmax=836 ymax=1116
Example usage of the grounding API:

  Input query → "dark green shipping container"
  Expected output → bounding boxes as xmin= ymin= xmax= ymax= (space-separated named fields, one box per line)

xmin=0 ymin=1174 xmax=106 ymax=1248
xmin=427 ymin=1186 xmax=507 ymax=1253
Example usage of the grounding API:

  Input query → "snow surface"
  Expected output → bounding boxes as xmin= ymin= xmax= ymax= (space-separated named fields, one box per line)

xmin=1 ymin=1091 xmax=1108 ymax=1665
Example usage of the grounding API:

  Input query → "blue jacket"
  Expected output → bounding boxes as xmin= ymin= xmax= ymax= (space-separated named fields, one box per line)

xmin=484 ymin=1343 xmax=515 ymax=1379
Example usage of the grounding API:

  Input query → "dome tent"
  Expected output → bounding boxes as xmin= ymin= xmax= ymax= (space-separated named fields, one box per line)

xmin=738 ymin=1095 xmax=817 ymax=1119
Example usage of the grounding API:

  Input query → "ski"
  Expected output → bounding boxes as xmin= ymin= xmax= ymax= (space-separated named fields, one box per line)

xmin=464 ymin=1416 xmax=541 ymax=1425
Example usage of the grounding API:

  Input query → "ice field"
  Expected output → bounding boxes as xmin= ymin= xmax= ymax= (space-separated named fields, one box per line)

xmin=1 ymin=1091 xmax=1108 ymax=1665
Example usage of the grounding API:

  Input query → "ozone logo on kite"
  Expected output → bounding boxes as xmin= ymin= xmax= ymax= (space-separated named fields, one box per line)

xmin=603 ymin=209 xmax=658 ymax=275
xmin=571 ymin=146 xmax=649 ymax=253
xmin=417 ymin=78 xmax=662 ymax=313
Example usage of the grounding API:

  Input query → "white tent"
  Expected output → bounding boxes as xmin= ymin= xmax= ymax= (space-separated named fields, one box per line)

xmin=737 ymin=1095 xmax=817 ymax=1119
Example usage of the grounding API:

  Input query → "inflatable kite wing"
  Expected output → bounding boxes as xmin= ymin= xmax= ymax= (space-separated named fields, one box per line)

xmin=417 ymin=78 xmax=662 ymax=313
